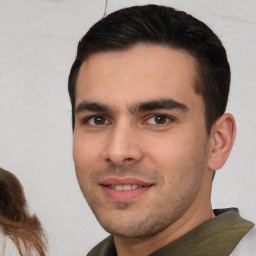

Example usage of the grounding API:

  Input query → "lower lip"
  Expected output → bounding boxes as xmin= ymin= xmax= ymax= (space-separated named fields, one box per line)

xmin=101 ymin=185 xmax=151 ymax=201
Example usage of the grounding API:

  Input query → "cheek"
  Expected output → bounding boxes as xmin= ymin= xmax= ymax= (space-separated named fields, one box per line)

xmin=74 ymin=133 xmax=99 ymax=159
xmin=147 ymin=133 xmax=207 ymax=181
xmin=73 ymin=135 xmax=102 ymax=179
xmin=148 ymin=135 xmax=191 ymax=165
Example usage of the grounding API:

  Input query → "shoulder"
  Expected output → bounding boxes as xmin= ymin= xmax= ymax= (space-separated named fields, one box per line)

xmin=87 ymin=236 xmax=116 ymax=256
xmin=230 ymin=226 xmax=256 ymax=256
xmin=0 ymin=234 xmax=20 ymax=256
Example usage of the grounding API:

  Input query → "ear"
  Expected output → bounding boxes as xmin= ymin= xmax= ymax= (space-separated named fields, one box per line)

xmin=207 ymin=113 xmax=236 ymax=170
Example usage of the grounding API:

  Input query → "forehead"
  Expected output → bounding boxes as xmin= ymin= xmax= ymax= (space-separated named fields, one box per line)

xmin=75 ymin=44 xmax=201 ymax=109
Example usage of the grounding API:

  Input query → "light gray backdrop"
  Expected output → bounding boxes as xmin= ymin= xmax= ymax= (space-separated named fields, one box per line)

xmin=0 ymin=0 xmax=255 ymax=255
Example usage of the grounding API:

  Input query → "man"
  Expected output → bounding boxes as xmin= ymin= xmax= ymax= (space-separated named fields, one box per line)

xmin=68 ymin=5 xmax=255 ymax=256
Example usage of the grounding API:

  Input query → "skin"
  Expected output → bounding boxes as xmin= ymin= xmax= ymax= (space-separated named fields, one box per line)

xmin=73 ymin=44 xmax=236 ymax=256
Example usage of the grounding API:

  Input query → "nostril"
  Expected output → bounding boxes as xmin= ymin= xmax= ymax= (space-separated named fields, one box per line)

xmin=124 ymin=158 xmax=134 ymax=162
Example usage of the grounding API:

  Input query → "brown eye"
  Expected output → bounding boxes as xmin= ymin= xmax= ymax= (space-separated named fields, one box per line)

xmin=88 ymin=116 xmax=109 ymax=125
xmin=147 ymin=115 xmax=171 ymax=125
xmin=154 ymin=116 xmax=167 ymax=124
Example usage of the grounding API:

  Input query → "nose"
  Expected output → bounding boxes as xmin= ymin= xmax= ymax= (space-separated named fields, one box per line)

xmin=103 ymin=122 xmax=144 ymax=166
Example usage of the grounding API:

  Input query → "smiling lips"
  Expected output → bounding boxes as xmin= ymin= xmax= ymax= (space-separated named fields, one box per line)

xmin=100 ymin=177 xmax=153 ymax=201
xmin=108 ymin=184 xmax=143 ymax=190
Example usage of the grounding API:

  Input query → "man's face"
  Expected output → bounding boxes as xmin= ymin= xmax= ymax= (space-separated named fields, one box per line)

xmin=73 ymin=44 xmax=213 ymax=238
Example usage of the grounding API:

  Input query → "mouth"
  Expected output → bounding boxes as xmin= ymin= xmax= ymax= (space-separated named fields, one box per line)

xmin=100 ymin=177 xmax=154 ymax=201
xmin=107 ymin=184 xmax=144 ymax=191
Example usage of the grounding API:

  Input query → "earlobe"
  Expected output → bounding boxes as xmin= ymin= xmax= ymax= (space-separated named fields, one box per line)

xmin=207 ymin=113 xmax=236 ymax=170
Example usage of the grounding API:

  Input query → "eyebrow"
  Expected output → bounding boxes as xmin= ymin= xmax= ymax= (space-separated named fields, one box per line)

xmin=131 ymin=99 xmax=188 ymax=113
xmin=75 ymin=101 xmax=110 ymax=114
xmin=75 ymin=99 xmax=188 ymax=115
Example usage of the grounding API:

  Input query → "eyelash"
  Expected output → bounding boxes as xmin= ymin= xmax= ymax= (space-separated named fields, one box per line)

xmin=145 ymin=114 xmax=175 ymax=125
xmin=81 ymin=115 xmax=110 ymax=126
xmin=81 ymin=114 xmax=175 ymax=127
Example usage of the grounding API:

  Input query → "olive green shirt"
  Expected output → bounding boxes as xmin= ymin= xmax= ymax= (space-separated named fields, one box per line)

xmin=87 ymin=208 xmax=254 ymax=256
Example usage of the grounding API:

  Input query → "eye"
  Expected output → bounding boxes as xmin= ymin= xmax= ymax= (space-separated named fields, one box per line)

xmin=146 ymin=115 xmax=172 ymax=125
xmin=87 ymin=116 xmax=110 ymax=126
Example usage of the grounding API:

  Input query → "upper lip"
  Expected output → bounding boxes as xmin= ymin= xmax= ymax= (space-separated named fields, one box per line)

xmin=100 ymin=177 xmax=154 ymax=187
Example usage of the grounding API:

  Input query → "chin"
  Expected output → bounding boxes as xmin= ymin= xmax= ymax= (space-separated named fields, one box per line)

xmin=94 ymin=209 xmax=177 ymax=239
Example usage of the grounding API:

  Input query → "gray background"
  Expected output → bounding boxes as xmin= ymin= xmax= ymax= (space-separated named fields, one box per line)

xmin=0 ymin=0 xmax=255 ymax=255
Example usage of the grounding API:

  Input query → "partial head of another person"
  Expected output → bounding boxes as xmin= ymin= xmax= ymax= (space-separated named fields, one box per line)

xmin=0 ymin=167 xmax=47 ymax=256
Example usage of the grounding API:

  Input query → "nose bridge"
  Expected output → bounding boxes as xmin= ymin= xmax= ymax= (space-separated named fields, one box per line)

xmin=103 ymin=119 xmax=143 ymax=165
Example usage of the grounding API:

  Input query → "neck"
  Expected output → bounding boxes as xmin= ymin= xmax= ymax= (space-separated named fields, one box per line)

xmin=114 ymin=201 xmax=214 ymax=256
